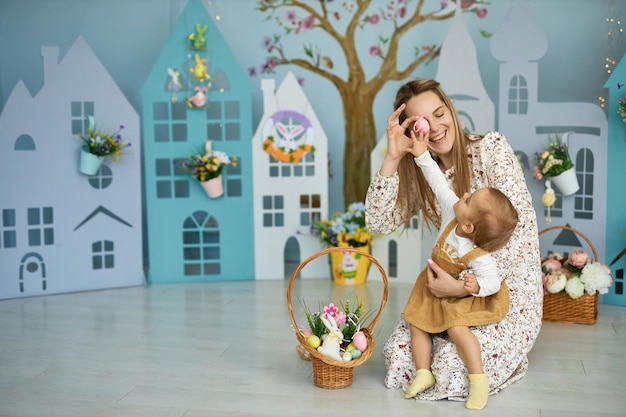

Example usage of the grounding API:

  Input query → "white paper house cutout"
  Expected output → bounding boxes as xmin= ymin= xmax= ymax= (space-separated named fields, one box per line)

xmin=252 ymin=72 xmax=330 ymax=280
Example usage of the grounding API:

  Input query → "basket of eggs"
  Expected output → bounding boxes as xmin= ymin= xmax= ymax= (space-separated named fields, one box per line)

xmin=286 ymin=246 xmax=389 ymax=389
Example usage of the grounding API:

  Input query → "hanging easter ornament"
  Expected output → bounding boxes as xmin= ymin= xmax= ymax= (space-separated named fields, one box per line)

xmin=190 ymin=54 xmax=210 ymax=83
xmin=167 ymin=68 xmax=183 ymax=103
xmin=262 ymin=110 xmax=315 ymax=164
xmin=541 ymin=180 xmax=556 ymax=223
xmin=188 ymin=23 xmax=207 ymax=50
xmin=187 ymin=86 xmax=208 ymax=109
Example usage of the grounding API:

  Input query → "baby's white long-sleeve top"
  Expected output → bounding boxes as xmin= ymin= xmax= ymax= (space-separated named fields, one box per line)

xmin=414 ymin=151 xmax=502 ymax=297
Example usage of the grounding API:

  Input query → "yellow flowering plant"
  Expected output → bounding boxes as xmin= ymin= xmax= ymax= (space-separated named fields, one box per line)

xmin=311 ymin=202 xmax=373 ymax=248
xmin=176 ymin=146 xmax=237 ymax=182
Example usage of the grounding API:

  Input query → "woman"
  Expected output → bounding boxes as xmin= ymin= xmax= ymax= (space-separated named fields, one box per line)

xmin=365 ymin=79 xmax=542 ymax=402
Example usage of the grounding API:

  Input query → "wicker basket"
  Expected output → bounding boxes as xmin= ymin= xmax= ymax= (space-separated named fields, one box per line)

xmin=287 ymin=246 xmax=389 ymax=389
xmin=540 ymin=225 xmax=599 ymax=324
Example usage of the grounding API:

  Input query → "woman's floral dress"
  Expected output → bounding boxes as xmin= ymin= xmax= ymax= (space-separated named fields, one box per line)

xmin=365 ymin=132 xmax=543 ymax=401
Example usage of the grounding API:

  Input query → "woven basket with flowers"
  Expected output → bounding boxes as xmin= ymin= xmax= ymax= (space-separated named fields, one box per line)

xmin=540 ymin=226 xmax=613 ymax=324
xmin=287 ymin=247 xmax=388 ymax=389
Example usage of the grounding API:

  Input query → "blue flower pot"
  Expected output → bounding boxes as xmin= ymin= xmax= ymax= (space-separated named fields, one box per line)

xmin=79 ymin=146 xmax=104 ymax=175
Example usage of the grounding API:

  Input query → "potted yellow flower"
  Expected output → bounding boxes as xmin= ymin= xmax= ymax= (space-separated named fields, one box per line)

xmin=311 ymin=202 xmax=374 ymax=285
xmin=176 ymin=140 xmax=236 ymax=198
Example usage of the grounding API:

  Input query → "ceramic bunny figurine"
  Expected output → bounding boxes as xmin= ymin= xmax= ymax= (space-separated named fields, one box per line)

xmin=317 ymin=315 xmax=344 ymax=361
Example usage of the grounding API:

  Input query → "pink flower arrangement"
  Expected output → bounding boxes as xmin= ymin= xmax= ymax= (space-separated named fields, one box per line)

xmin=299 ymin=298 xmax=370 ymax=345
xmin=541 ymin=250 xmax=612 ymax=299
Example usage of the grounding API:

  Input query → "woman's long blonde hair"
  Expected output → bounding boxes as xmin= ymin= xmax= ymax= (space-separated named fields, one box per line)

xmin=393 ymin=79 xmax=475 ymax=231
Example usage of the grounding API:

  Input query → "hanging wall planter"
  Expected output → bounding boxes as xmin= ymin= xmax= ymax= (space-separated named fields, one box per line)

xmin=79 ymin=146 xmax=105 ymax=175
xmin=550 ymin=166 xmax=579 ymax=196
xmin=199 ymin=174 xmax=224 ymax=198
xmin=75 ymin=116 xmax=131 ymax=176
xmin=533 ymin=131 xmax=579 ymax=196
xmin=175 ymin=139 xmax=236 ymax=199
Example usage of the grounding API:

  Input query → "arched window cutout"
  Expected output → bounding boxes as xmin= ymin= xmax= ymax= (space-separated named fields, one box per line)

xmin=182 ymin=210 xmax=221 ymax=276
xmin=209 ymin=68 xmax=231 ymax=92
xmin=507 ymin=75 xmax=528 ymax=115
xmin=388 ymin=240 xmax=398 ymax=278
xmin=15 ymin=134 xmax=35 ymax=151
xmin=284 ymin=236 xmax=300 ymax=279
xmin=574 ymin=148 xmax=594 ymax=220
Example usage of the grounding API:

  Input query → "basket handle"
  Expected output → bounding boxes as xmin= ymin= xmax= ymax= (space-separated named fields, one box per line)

xmin=539 ymin=225 xmax=598 ymax=261
xmin=286 ymin=246 xmax=389 ymax=337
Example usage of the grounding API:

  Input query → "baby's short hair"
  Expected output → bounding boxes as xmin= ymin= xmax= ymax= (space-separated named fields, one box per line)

xmin=471 ymin=188 xmax=519 ymax=252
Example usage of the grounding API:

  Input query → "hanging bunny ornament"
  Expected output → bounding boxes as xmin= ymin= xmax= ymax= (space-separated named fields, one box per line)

xmin=167 ymin=68 xmax=183 ymax=103
xmin=541 ymin=179 xmax=556 ymax=223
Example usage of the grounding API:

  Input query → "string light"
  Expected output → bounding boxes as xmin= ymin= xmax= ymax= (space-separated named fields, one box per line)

xmin=207 ymin=1 xmax=221 ymax=25
xmin=600 ymin=0 xmax=623 ymax=109
xmin=605 ymin=0 xmax=623 ymax=76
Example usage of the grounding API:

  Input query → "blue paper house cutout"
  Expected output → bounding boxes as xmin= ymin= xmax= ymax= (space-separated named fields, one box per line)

xmin=140 ymin=0 xmax=254 ymax=283
xmin=602 ymin=53 xmax=626 ymax=306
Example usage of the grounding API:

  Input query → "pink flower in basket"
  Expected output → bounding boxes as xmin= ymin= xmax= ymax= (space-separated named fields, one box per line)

xmin=323 ymin=303 xmax=347 ymax=325
xmin=540 ymin=246 xmax=613 ymax=299
xmin=542 ymin=258 xmax=562 ymax=273
xmin=566 ymin=249 xmax=590 ymax=269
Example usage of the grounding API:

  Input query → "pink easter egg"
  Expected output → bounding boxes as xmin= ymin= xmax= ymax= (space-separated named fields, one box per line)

xmin=353 ymin=331 xmax=368 ymax=352
xmin=413 ymin=117 xmax=430 ymax=136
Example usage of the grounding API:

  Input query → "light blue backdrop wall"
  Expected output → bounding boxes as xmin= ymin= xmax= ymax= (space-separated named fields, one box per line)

xmin=1 ymin=0 xmax=624 ymax=214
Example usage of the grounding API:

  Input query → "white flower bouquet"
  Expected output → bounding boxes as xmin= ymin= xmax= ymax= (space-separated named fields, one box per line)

xmin=541 ymin=250 xmax=612 ymax=300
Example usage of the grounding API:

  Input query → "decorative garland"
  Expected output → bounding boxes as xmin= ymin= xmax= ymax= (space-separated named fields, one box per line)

xmin=261 ymin=110 xmax=315 ymax=164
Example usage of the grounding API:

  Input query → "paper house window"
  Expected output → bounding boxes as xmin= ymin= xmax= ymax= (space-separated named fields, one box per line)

xmin=27 ymin=207 xmax=54 ymax=246
xmin=268 ymin=152 xmax=315 ymax=178
xmin=153 ymin=101 xmax=188 ymax=142
xmin=225 ymin=158 xmax=242 ymax=197
xmin=614 ymin=268 xmax=624 ymax=296
xmin=182 ymin=211 xmax=221 ymax=276
xmin=574 ymin=148 xmax=594 ymax=220
xmin=15 ymin=134 xmax=35 ymax=151
xmin=507 ymin=75 xmax=528 ymax=115
xmin=87 ymin=165 xmax=113 ymax=189
xmin=155 ymin=158 xmax=190 ymax=199
xmin=262 ymin=195 xmax=284 ymax=227
xmin=2 ymin=209 xmax=17 ymax=248
xmin=388 ymin=240 xmax=398 ymax=278
xmin=298 ymin=194 xmax=321 ymax=226
xmin=206 ymin=100 xmax=242 ymax=142
xmin=92 ymin=240 xmax=114 ymax=269
xmin=71 ymin=101 xmax=94 ymax=134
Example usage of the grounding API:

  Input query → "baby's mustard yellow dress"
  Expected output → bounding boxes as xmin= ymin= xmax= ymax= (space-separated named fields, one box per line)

xmin=402 ymin=220 xmax=510 ymax=334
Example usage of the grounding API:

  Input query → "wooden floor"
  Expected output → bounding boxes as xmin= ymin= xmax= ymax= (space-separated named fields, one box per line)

xmin=1 ymin=277 xmax=625 ymax=417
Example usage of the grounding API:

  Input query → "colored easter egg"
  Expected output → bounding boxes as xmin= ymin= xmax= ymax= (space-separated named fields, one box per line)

xmin=307 ymin=335 xmax=321 ymax=349
xmin=353 ymin=331 xmax=368 ymax=352
xmin=350 ymin=349 xmax=362 ymax=359
xmin=413 ymin=117 xmax=430 ymax=136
